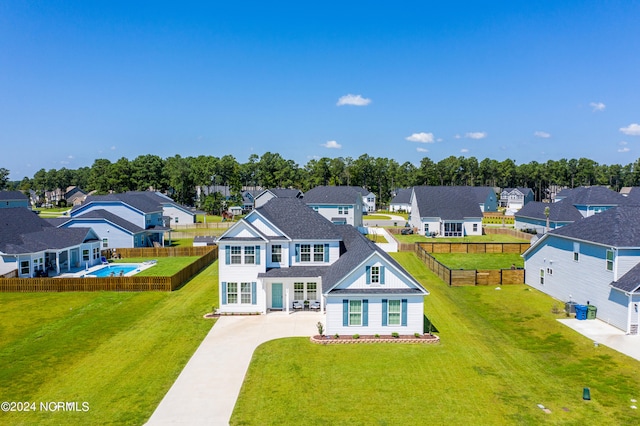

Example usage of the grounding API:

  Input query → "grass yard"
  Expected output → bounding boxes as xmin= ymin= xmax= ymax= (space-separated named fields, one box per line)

xmin=366 ymin=233 xmax=388 ymax=244
xmin=0 ymin=260 xmax=218 ymax=425
xmin=231 ymin=253 xmax=640 ymax=425
xmin=432 ymin=252 xmax=524 ymax=269
xmin=111 ymin=256 xmax=201 ymax=276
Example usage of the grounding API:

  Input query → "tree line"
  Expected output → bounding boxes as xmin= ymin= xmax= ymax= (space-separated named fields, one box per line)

xmin=3 ymin=154 xmax=640 ymax=208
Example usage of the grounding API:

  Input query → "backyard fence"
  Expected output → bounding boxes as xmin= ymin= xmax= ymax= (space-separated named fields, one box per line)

xmin=416 ymin=241 xmax=530 ymax=254
xmin=414 ymin=244 xmax=524 ymax=286
xmin=0 ymin=246 xmax=218 ymax=293
xmin=172 ymin=222 xmax=233 ymax=230
xmin=483 ymin=227 xmax=533 ymax=240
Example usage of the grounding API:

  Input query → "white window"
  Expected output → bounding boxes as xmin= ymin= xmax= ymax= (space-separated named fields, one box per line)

xmin=370 ymin=266 xmax=380 ymax=283
xmin=388 ymin=300 xmax=401 ymax=326
xmin=300 ymin=244 xmax=311 ymax=262
xmin=93 ymin=247 xmax=100 ymax=259
xmin=271 ymin=245 xmax=281 ymax=263
xmin=349 ymin=300 xmax=362 ymax=326
xmin=227 ymin=282 xmax=238 ymax=304
xmin=82 ymin=250 xmax=90 ymax=261
xmin=240 ymin=282 xmax=252 ymax=304
xmin=444 ymin=222 xmax=463 ymax=237
xmin=102 ymin=238 xmax=109 ymax=248
xmin=424 ymin=224 xmax=429 ymax=235
xmin=244 ymin=246 xmax=255 ymax=264
xmin=20 ymin=260 xmax=30 ymax=275
xmin=606 ymin=249 xmax=614 ymax=271
xmin=294 ymin=282 xmax=304 ymax=300
xmin=573 ymin=242 xmax=579 ymax=262
xmin=230 ymin=246 xmax=242 ymax=264
xmin=306 ymin=282 xmax=317 ymax=300
xmin=314 ymin=244 xmax=324 ymax=262
xmin=539 ymin=269 xmax=544 ymax=285
xmin=473 ymin=223 xmax=478 ymax=232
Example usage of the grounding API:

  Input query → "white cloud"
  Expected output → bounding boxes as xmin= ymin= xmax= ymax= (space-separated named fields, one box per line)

xmin=336 ymin=94 xmax=371 ymax=106
xmin=454 ymin=134 xmax=461 ymax=139
xmin=590 ymin=102 xmax=606 ymax=112
xmin=416 ymin=147 xmax=429 ymax=153
xmin=110 ymin=145 xmax=116 ymax=150
xmin=618 ymin=147 xmax=630 ymax=153
xmin=405 ymin=132 xmax=434 ymax=143
xmin=460 ymin=148 xmax=469 ymax=153
xmin=322 ymin=140 xmax=342 ymax=149
xmin=620 ymin=123 xmax=640 ymax=136
xmin=534 ymin=131 xmax=551 ymax=138
xmin=68 ymin=155 xmax=75 ymax=159
xmin=465 ymin=132 xmax=487 ymax=139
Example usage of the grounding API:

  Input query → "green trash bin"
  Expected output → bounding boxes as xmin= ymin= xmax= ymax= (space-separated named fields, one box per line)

xmin=587 ymin=305 xmax=597 ymax=320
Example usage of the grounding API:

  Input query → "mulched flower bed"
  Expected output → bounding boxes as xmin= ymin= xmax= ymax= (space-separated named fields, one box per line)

xmin=310 ymin=334 xmax=440 ymax=344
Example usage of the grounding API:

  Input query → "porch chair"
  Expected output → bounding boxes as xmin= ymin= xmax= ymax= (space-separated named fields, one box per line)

xmin=292 ymin=301 xmax=303 ymax=311
xmin=100 ymin=256 xmax=109 ymax=265
xmin=309 ymin=300 xmax=321 ymax=311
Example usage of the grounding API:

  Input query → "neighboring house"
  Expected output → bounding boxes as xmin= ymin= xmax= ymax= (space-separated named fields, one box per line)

xmin=362 ymin=190 xmax=376 ymax=213
xmin=217 ymin=198 xmax=429 ymax=335
xmin=64 ymin=186 xmax=87 ymax=206
xmin=516 ymin=186 xmax=629 ymax=235
xmin=196 ymin=184 xmax=232 ymax=206
xmin=241 ymin=190 xmax=261 ymax=212
xmin=253 ymin=188 xmax=304 ymax=209
xmin=193 ymin=236 xmax=217 ymax=247
xmin=0 ymin=191 xmax=29 ymax=209
xmin=303 ymin=186 xmax=364 ymax=227
xmin=0 ymin=207 xmax=101 ymax=277
xmin=499 ymin=187 xmax=534 ymax=211
xmin=60 ymin=192 xmax=170 ymax=249
xmin=389 ymin=188 xmax=412 ymax=213
xmin=131 ymin=191 xmax=196 ymax=226
xmin=408 ymin=186 xmax=485 ymax=237
xmin=522 ymin=206 xmax=640 ymax=334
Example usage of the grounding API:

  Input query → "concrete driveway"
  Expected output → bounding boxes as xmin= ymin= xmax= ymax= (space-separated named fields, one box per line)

xmin=146 ymin=311 xmax=323 ymax=425
xmin=558 ymin=318 xmax=640 ymax=361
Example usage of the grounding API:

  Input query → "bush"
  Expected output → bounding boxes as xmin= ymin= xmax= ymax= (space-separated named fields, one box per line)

xmin=316 ymin=321 xmax=324 ymax=336
xmin=374 ymin=334 xmax=380 ymax=338
xmin=414 ymin=332 xmax=421 ymax=338
xmin=392 ymin=332 xmax=399 ymax=338
xmin=334 ymin=333 xmax=339 ymax=339
xmin=353 ymin=334 xmax=360 ymax=339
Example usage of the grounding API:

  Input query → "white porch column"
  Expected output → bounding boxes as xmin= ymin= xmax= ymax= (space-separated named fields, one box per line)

xmin=55 ymin=252 xmax=60 ymax=275
xmin=285 ymin=287 xmax=290 ymax=314
xmin=66 ymin=249 xmax=71 ymax=271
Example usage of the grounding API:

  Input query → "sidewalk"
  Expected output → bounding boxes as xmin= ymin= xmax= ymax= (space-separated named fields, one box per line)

xmin=146 ymin=312 xmax=323 ymax=425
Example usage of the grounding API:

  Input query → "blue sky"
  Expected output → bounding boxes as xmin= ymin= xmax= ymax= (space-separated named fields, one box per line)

xmin=2 ymin=1 xmax=639 ymax=180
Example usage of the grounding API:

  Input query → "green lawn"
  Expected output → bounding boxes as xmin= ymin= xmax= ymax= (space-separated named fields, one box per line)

xmin=432 ymin=252 xmax=524 ymax=269
xmin=111 ymin=256 xmax=201 ymax=276
xmin=231 ymin=253 xmax=640 ymax=425
xmin=0 ymin=260 xmax=218 ymax=425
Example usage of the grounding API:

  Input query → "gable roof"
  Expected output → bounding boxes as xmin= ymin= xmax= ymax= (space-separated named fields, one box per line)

xmin=254 ymin=198 xmax=341 ymax=240
xmin=412 ymin=186 xmax=483 ymax=220
xmin=558 ymin=186 xmax=627 ymax=205
xmin=515 ymin=200 xmax=583 ymax=222
xmin=303 ymin=186 xmax=363 ymax=204
xmin=62 ymin=209 xmax=144 ymax=234
xmin=391 ymin=188 xmax=412 ymax=204
xmin=321 ymin=225 xmax=427 ymax=294
xmin=502 ymin=187 xmax=532 ymax=196
xmin=548 ymin=206 xmax=640 ymax=247
xmin=611 ymin=262 xmax=640 ymax=293
xmin=0 ymin=191 xmax=28 ymax=201
xmin=268 ymin=188 xmax=303 ymax=198
xmin=73 ymin=192 xmax=163 ymax=214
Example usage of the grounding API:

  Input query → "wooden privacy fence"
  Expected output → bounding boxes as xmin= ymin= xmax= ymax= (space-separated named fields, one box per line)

xmin=416 ymin=241 xmax=530 ymax=254
xmin=173 ymin=222 xmax=233 ymax=230
xmin=484 ymin=227 xmax=533 ymax=241
xmin=104 ymin=246 xmax=215 ymax=259
xmin=414 ymin=244 xmax=524 ymax=286
xmin=0 ymin=246 xmax=218 ymax=293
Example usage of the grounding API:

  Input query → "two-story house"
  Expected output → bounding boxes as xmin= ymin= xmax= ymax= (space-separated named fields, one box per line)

xmin=303 ymin=186 xmax=364 ymax=227
xmin=217 ymin=198 xmax=429 ymax=335
xmin=499 ymin=187 xmax=534 ymax=211
xmin=0 ymin=191 xmax=29 ymax=209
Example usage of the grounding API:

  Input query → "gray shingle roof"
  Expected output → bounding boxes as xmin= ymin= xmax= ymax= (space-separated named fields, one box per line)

xmin=65 ymin=209 xmax=144 ymax=233
xmin=550 ymin=206 xmax=640 ymax=247
xmin=559 ymin=186 xmax=627 ymax=205
xmin=412 ymin=186 xmax=483 ymax=220
xmin=303 ymin=186 xmax=363 ymax=204
xmin=330 ymin=288 xmax=426 ymax=295
xmin=391 ymin=188 xmax=412 ymax=204
xmin=73 ymin=192 xmax=163 ymax=214
xmin=611 ymin=262 xmax=640 ymax=293
xmin=258 ymin=266 xmax=329 ymax=278
xmin=515 ymin=200 xmax=583 ymax=222
xmin=268 ymin=188 xmax=303 ymax=198
xmin=0 ymin=191 xmax=28 ymax=201
xmin=256 ymin=198 xmax=341 ymax=240
xmin=0 ymin=207 xmax=96 ymax=254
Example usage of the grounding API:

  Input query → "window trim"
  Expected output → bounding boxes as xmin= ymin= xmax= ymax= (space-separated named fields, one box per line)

xmin=349 ymin=300 xmax=362 ymax=326
xmin=606 ymin=249 xmax=614 ymax=271
xmin=271 ymin=245 xmax=282 ymax=263
xmin=388 ymin=299 xmax=401 ymax=326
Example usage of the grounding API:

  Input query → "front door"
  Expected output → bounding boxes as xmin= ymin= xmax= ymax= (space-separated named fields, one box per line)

xmin=272 ymin=283 xmax=283 ymax=309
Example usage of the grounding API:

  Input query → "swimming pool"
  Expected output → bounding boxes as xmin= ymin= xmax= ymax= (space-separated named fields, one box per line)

xmin=86 ymin=264 xmax=140 ymax=278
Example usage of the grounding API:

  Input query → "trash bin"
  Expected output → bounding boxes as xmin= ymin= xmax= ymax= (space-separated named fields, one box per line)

xmin=587 ymin=305 xmax=597 ymax=320
xmin=565 ymin=301 xmax=577 ymax=314
xmin=575 ymin=305 xmax=588 ymax=320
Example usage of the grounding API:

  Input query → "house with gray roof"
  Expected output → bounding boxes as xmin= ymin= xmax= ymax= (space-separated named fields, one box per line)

xmin=516 ymin=186 xmax=629 ymax=235
xmin=303 ymin=185 xmax=364 ymax=227
xmin=499 ymin=187 xmax=533 ymax=212
xmin=0 ymin=191 xmax=29 ymax=209
xmin=217 ymin=198 xmax=428 ymax=335
xmin=390 ymin=188 xmax=412 ymax=213
xmin=408 ymin=186 xmax=485 ymax=237
xmin=253 ymin=188 xmax=304 ymax=209
xmin=522 ymin=206 xmax=640 ymax=334
xmin=0 ymin=207 xmax=101 ymax=278
xmin=59 ymin=192 xmax=171 ymax=249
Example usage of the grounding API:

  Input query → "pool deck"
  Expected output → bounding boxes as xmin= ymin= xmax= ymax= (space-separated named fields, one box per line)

xmin=56 ymin=261 xmax=157 ymax=278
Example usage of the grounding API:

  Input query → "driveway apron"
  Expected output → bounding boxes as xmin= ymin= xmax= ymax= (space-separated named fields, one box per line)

xmin=146 ymin=312 xmax=323 ymax=425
